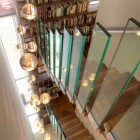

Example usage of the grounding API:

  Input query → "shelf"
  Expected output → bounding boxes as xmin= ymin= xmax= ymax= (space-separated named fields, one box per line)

xmin=45 ymin=11 xmax=97 ymax=22
xmin=35 ymin=0 xmax=88 ymax=7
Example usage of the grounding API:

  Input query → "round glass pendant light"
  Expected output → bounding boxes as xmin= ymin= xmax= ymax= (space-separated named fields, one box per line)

xmin=17 ymin=43 xmax=27 ymax=50
xmin=27 ymin=42 xmax=37 ymax=52
xmin=31 ymin=94 xmax=39 ymax=103
xmin=20 ymin=53 xmax=38 ymax=71
xmin=89 ymin=73 xmax=95 ymax=81
xmin=17 ymin=25 xmax=26 ymax=35
xmin=40 ymin=93 xmax=51 ymax=104
xmin=28 ymin=75 xmax=36 ymax=83
xmin=22 ymin=4 xmax=37 ymax=20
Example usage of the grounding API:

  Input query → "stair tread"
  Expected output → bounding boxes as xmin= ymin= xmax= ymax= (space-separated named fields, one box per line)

xmin=64 ymin=123 xmax=84 ymax=137
xmin=58 ymin=113 xmax=76 ymax=125
xmin=61 ymin=118 xmax=81 ymax=130
xmin=67 ymin=128 xmax=90 ymax=140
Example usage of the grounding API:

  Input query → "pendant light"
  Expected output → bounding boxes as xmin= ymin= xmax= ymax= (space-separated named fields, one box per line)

xmin=22 ymin=4 xmax=37 ymax=20
xmin=17 ymin=25 xmax=26 ymax=35
xmin=89 ymin=73 xmax=95 ymax=81
xmin=27 ymin=42 xmax=38 ymax=52
xmin=31 ymin=94 xmax=39 ymax=103
xmin=82 ymin=80 xmax=88 ymax=87
xmin=40 ymin=93 xmax=51 ymax=104
xmin=20 ymin=53 xmax=38 ymax=71
xmin=28 ymin=75 xmax=36 ymax=83
xmin=17 ymin=43 xmax=27 ymax=50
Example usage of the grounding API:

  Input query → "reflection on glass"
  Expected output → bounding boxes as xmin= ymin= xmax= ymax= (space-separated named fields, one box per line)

xmin=91 ymin=18 xmax=140 ymax=127
xmin=68 ymin=26 xmax=86 ymax=99
xmin=77 ymin=23 xmax=111 ymax=111
xmin=55 ymin=29 xmax=63 ymax=80
xmin=61 ymin=27 xmax=72 ymax=89
xmin=50 ymin=29 xmax=55 ymax=75
xmin=112 ymin=95 xmax=140 ymax=140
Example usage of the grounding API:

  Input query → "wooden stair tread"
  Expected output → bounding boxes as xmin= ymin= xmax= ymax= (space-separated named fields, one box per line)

xmin=61 ymin=118 xmax=80 ymax=130
xmin=58 ymin=113 xmax=76 ymax=125
xmin=67 ymin=128 xmax=90 ymax=140
xmin=64 ymin=123 xmax=84 ymax=137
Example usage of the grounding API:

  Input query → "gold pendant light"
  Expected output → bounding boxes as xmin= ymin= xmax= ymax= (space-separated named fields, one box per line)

xmin=17 ymin=43 xmax=27 ymax=50
xmin=22 ymin=4 xmax=37 ymax=20
xmin=28 ymin=75 xmax=36 ymax=83
xmin=44 ymin=133 xmax=51 ymax=140
xmin=17 ymin=25 xmax=26 ymax=35
xmin=27 ymin=42 xmax=38 ymax=52
xmin=40 ymin=93 xmax=51 ymax=104
xmin=20 ymin=53 xmax=38 ymax=71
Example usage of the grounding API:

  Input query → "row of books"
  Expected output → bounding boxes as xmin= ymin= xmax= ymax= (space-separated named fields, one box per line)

xmin=45 ymin=13 xmax=96 ymax=30
xmin=41 ymin=0 xmax=89 ymax=19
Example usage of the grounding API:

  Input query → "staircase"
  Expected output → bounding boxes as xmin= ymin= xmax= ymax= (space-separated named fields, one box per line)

xmin=50 ymin=95 xmax=95 ymax=140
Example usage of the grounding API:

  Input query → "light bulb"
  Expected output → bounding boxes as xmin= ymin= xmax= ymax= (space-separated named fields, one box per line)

xmin=27 ymin=42 xmax=37 ymax=52
xmin=40 ymin=93 xmax=51 ymax=104
xmin=136 ymin=31 xmax=140 ymax=36
xmin=17 ymin=25 xmax=26 ymax=35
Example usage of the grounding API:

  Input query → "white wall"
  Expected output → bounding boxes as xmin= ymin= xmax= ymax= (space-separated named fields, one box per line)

xmin=96 ymin=0 xmax=140 ymax=79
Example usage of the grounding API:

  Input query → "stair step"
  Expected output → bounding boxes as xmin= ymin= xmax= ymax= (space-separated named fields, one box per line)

xmin=67 ymin=128 xmax=90 ymax=140
xmin=58 ymin=113 xmax=76 ymax=125
xmin=84 ymin=135 xmax=95 ymax=140
xmin=64 ymin=123 xmax=84 ymax=137
xmin=61 ymin=118 xmax=80 ymax=131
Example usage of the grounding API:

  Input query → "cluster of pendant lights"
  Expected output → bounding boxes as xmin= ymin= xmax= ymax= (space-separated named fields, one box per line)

xmin=17 ymin=2 xmax=38 ymax=72
xmin=17 ymin=3 xmax=51 ymax=108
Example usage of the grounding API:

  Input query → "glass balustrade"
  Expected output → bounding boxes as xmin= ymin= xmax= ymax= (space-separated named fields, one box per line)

xmin=61 ymin=27 xmax=72 ymax=89
xmin=68 ymin=26 xmax=86 ymax=99
xmin=50 ymin=29 xmax=55 ymax=75
xmin=55 ymin=29 xmax=63 ymax=81
xmin=91 ymin=18 xmax=140 ymax=127
xmin=77 ymin=23 xmax=111 ymax=111
xmin=111 ymin=91 xmax=140 ymax=140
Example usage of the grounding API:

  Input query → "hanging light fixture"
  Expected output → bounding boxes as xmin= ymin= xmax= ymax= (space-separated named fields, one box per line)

xmin=31 ymin=94 xmax=39 ymax=103
xmin=17 ymin=43 xmax=27 ymax=50
xmin=40 ymin=93 xmax=51 ymax=104
xmin=27 ymin=42 xmax=38 ymax=52
xmin=20 ymin=53 xmax=38 ymax=71
xmin=37 ymin=120 xmax=43 ymax=128
xmin=28 ymin=75 xmax=36 ymax=83
xmin=136 ymin=31 xmax=140 ymax=36
xmin=17 ymin=25 xmax=26 ymax=35
xmin=34 ymin=106 xmax=40 ymax=112
xmin=22 ymin=4 xmax=37 ymax=20
xmin=44 ymin=133 xmax=51 ymax=140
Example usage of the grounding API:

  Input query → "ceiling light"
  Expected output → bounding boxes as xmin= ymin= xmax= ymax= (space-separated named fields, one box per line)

xmin=40 ymin=93 xmax=51 ymax=104
xmin=22 ymin=4 xmax=37 ymax=20
xmin=17 ymin=25 xmax=26 ymax=35
xmin=31 ymin=94 xmax=39 ymax=104
xmin=20 ymin=53 xmax=38 ymax=71
xmin=27 ymin=42 xmax=38 ymax=52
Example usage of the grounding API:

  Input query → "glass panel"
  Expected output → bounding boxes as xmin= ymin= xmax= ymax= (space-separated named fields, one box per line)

xmin=48 ymin=32 xmax=51 ymax=70
xmin=50 ymin=29 xmax=55 ymax=75
xmin=55 ymin=29 xmax=63 ymax=80
xmin=68 ymin=26 xmax=86 ymax=99
xmin=91 ymin=18 xmax=140 ymax=127
xmin=61 ymin=27 xmax=72 ymax=89
xmin=112 ymin=94 xmax=140 ymax=140
xmin=77 ymin=23 xmax=111 ymax=111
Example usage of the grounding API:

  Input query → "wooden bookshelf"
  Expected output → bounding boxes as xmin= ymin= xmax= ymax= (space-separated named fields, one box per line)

xmin=45 ymin=11 xmax=97 ymax=22
xmin=35 ymin=0 xmax=88 ymax=7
